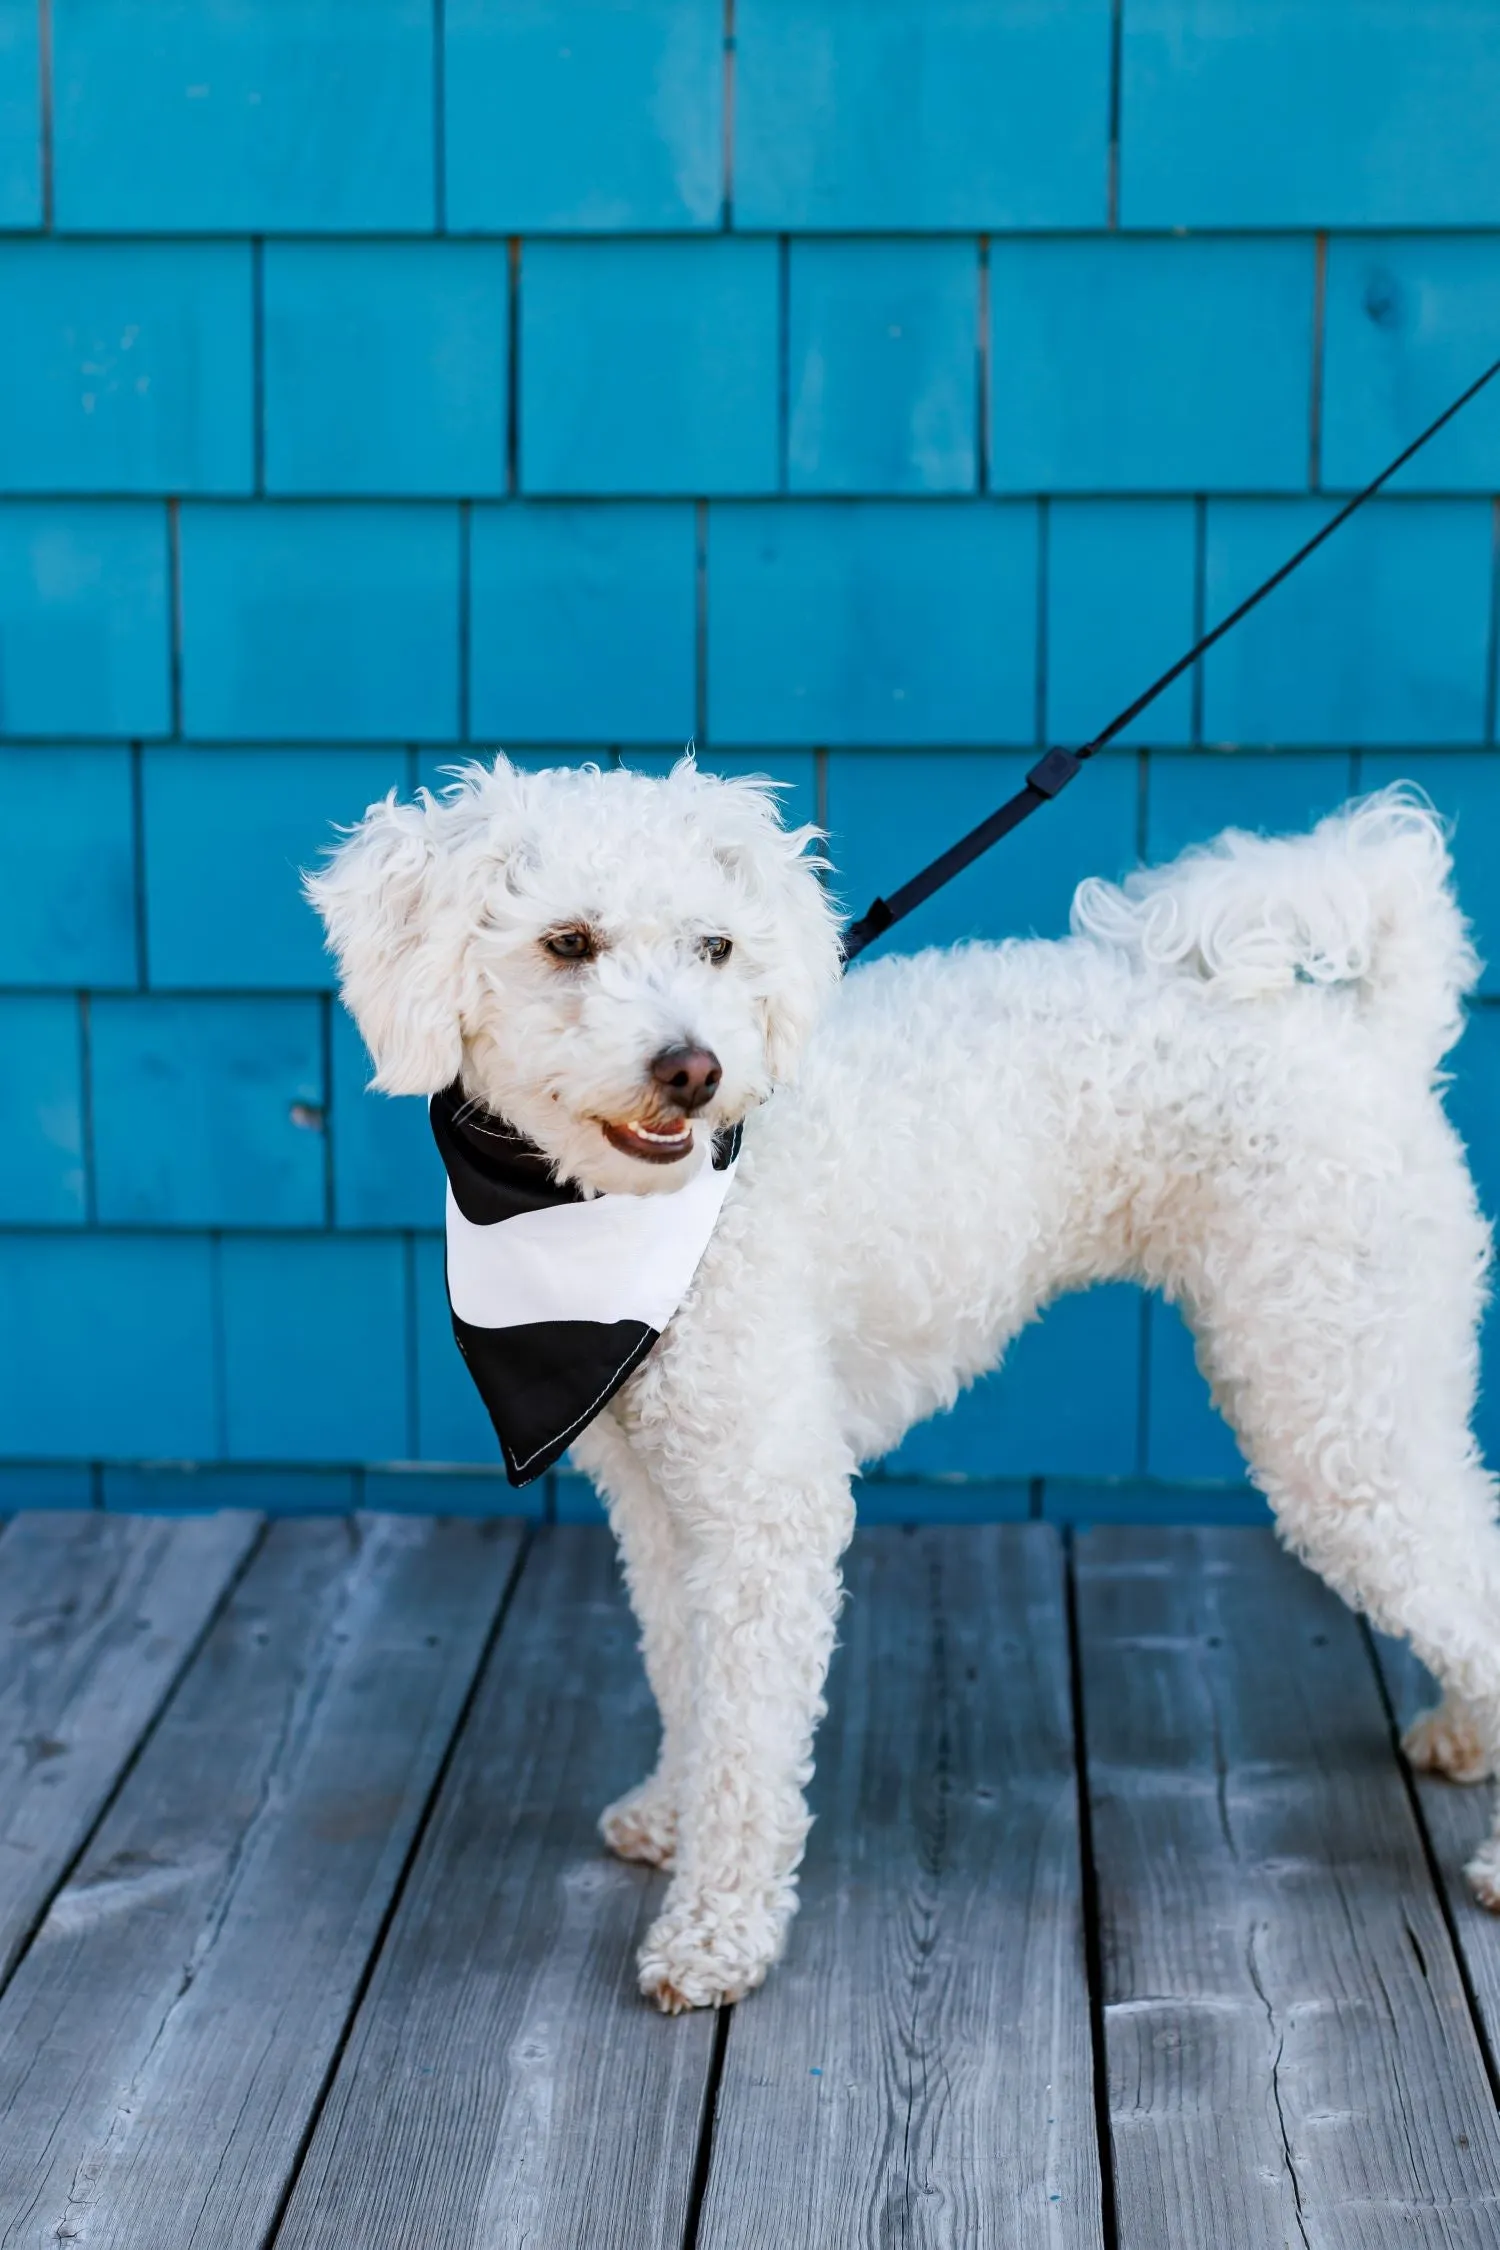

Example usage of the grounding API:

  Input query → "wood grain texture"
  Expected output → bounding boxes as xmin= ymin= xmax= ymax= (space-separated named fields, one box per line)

xmin=698 ymin=1524 xmax=1104 ymax=2250
xmin=0 ymin=1507 xmax=262 ymax=1991
xmin=274 ymin=1526 xmax=718 ymax=2250
xmin=0 ymin=1512 xmax=523 ymax=2250
xmin=1372 ymin=1634 xmax=1500 ymax=2083
xmin=1077 ymin=1526 xmax=1500 ymax=2250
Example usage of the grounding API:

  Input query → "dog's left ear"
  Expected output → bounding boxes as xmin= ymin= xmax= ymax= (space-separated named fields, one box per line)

xmin=305 ymin=790 xmax=464 ymax=1095
xmin=695 ymin=772 xmax=844 ymax=1083
xmin=758 ymin=838 xmax=845 ymax=1082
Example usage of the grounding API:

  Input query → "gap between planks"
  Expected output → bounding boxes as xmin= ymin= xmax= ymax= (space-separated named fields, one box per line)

xmin=1076 ymin=1526 xmax=1500 ymax=2250
xmin=0 ymin=1513 xmax=525 ymax=2250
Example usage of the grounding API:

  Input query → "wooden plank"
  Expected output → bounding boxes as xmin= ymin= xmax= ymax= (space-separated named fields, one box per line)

xmin=0 ymin=1507 xmax=261 ymax=1989
xmin=698 ymin=1524 xmax=1104 ymax=2250
xmin=0 ymin=1512 xmax=523 ymax=2250
xmin=1077 ymin=1526 xmax=1500 ymax=2250
xmin=275 ymin=1527 xmax=718 ymax=2250
xmin=1373 ymin=1635 xmax=1500 ymax=2079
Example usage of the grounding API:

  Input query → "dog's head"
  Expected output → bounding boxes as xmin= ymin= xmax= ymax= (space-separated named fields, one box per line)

xmin=306 ymin=757 xmax=843 ymax=1195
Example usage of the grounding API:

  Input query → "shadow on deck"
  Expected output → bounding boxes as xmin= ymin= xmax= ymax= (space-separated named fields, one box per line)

xmin=0 ymin=1512 xmax=1498 ymax=2248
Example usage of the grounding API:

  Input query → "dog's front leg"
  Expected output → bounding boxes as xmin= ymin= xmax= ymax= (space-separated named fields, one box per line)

xmin=636 ymin=1447 xmax=854 ymax=2014
xmin=571 ymin=1413 xmax=693 ymax=1870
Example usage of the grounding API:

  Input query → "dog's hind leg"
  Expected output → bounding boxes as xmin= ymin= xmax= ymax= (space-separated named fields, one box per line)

xmin=1169 ymin=1117 xmax=1500 ymax=1904
xmin=572 ymin=1414 xmax=693 ymax=1870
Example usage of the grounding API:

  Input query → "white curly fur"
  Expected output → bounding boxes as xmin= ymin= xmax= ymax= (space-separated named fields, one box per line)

xmin=311 ymin=759 xmax=1500 ymax=2009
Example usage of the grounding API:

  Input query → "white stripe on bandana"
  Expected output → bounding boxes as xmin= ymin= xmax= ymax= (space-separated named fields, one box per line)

xmin=431 ymin=1083 xmax=740 ymax=1487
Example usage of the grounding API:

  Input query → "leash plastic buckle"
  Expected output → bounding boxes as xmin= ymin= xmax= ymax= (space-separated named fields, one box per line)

xmin=839 ymin=896 xmax=894 ymax=963
xmin=1026 ymin=748 xmax=1082 ymax=799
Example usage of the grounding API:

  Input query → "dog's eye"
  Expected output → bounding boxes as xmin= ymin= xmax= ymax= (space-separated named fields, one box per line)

xmin=543 ymin=928 xmax=595 ymax=963
xmin=701 ymin=935 xmax=733 ymax=966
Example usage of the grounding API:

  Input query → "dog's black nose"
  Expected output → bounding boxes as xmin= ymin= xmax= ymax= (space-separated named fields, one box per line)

xmin=649 ymin=1045 xmax=722 ymax=1114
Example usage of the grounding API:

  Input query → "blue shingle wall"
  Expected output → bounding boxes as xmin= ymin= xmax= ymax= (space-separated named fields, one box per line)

xmin=1 ymin=0 xmax=1497 ymax=1524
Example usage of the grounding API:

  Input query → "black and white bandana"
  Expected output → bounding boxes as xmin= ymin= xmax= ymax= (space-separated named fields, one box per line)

xmin=431 ymin=1083 xmax=742 ymax=1486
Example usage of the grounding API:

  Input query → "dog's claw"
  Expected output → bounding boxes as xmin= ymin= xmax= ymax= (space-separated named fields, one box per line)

xmin=599 ymin=1782 xmax=679 ymax=1869
xmin=1465 ymin=1838 xmax=1500 ymax=1912
xmin=637 ymin=1891 xmax=785 ymax=2012
xmin=1403 ymin=1698 xmax=1495 ymax=1785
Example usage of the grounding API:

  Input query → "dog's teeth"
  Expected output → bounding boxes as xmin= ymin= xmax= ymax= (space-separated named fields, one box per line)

xmin=615 ymin=1116 xmax=691 ymax=1146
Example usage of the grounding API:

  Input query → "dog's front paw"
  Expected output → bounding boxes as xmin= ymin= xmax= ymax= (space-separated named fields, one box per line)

xmin=1404 ymin=1697 xmax=1495 ymax=1785
xmin=1465 ymin=1837 xmax=1500 ymax=1912
xmin=637 ymin=1887 xmax=788 ymax=2013
xmin=599 ymin=1779 xmax=678 ymax=1869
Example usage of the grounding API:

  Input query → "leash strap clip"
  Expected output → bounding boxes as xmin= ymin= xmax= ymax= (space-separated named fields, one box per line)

xmin=1026 ymin=748 xmax=1082 ymax=799
xmin=840 ymin=896 xmax=894 ymax=958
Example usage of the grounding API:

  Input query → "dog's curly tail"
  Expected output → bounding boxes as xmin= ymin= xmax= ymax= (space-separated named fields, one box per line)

xmin=1071 ymin=783 xmax=1479 ymax=1072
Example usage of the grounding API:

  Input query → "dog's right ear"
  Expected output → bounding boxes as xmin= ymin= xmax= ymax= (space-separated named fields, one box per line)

xmin=304 ymin=792 xmax=463 ymax=1095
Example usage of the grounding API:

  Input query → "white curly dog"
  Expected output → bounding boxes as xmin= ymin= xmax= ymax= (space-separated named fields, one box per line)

xmin=311 ymin=757 xmax=1500 ymax=2013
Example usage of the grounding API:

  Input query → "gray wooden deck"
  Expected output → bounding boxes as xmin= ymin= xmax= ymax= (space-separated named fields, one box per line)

xmin=1 ymin=1513 xmax=1499 ymax=2249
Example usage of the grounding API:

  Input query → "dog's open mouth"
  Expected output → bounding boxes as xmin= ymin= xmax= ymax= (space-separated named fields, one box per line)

xmin=600 ymin=1117 xmax=695 ymax=1165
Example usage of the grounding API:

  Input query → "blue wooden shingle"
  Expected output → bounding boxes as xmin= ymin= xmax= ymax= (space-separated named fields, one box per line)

xmin=0 ymin=1231 xmax=218 ymax=1459
xmin=734 ymin=0 xmax=1111 ymax=229
xmin=364 ymin=1466 xmax=525 ymax=1516
xmin=1046 ymin=501 xmax=1197 ymax=747
xmin=0 ymin=2 xmax=42 ymax=227
xmin=1363 ymin=753 xmax=1500 ymax=1001
xmin=0 ymin=996 xmax=86 ymax=1224
xmin=554 ymin=1470 xmax=608 ymax=1522
xmin=1321 ymin=237 xmax=1500 ymax=495
xmin=0 ymin=242 xmax=253 ymax=495
xmin=0 ymin=746 xmax=137 ymax=985
xmin=469 ymin=502 xmax=696 ymax=743
xmin=102 ymin=1462 xmax=360 ymax=1513
xmin=825 ymin=745 xmax=1138 ymax=958
xmin=220 ymin=1234 xmax=409 ymax=1461
xmin=179 ymin=503 xmax=461 ymax=741
xmin=989 ymin=238 xmax=1315 ymax=494
xmin=1202 ymin=499 xmax=1492 ymax=746
xmin=1146 ymin=750 xmax=1358 ymax=865
xmin=858 ymin=1477 xmax=1031 ymax=1526
xmin=89 ymin=995 xmax=326 ymax=1228
xmin=52 ymin=0 xmax=435 ymax=232
xmin=143 ymin=746 xmax=406 ymax=989
xmin=1446 ymin=1002 xmax=1500 ymax=1463
xmin=0 ymin=1466 xmax=95 ymax=1509
xmin=264 ymin=244 xmax=509 ymax=498
xmin=885 ymin=1286 xmax=1144 ymax=1481
xmin=0 ymin=502 xmax=170 ymax=738
xmin=1042 ymin=1478 xmax=1268 ymax=1527
xmin=787 ymin=240 xmax=979 ymax=496
xmin=330 ymin=1012 xmax=440 ymax=1229
xmin=522 ymin=240 xmax=778 ymax=496
xmin=445 ymin=0 xmax=723 ymax=232
xmin=1121 ymin=0 xmax=1500 ymax=228
xmin=414 ymin=1234 xmax=505 ymax=1463
xmin=708 ymin=501 xmax=1039 ymax=746
xmin=1145 ymin=1295 xmax=1256 ymax=1483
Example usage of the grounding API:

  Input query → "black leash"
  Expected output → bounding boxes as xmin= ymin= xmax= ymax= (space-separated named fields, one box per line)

xmin=840 ymin=350 xmax=1500 ymax=963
